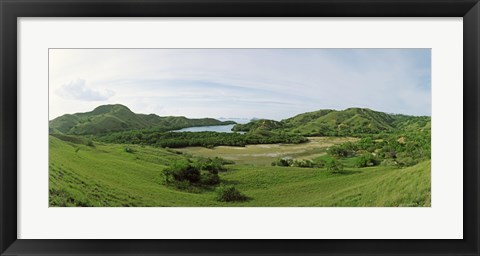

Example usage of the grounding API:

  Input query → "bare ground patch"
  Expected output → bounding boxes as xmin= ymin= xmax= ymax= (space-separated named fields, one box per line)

xmin=177 ymin=136 xmax=358 ymax=166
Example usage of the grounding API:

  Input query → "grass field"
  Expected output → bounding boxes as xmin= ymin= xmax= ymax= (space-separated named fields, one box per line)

xmin=49 ymin=135 xmax=430 ymax=207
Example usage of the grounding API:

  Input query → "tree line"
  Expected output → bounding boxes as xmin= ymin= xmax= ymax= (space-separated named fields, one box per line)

xmin=96 ymin=130 xmax=308 ymax=148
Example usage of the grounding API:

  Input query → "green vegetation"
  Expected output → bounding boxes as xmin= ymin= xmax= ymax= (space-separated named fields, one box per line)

xmin=272 ymin=158 xmax=317 ymax=168
xmin=49 ymin=104 xmax=235 ymax=135
xmin=96 ymin=130 xmax=307 ymax=148
xmin=49 ymin=134 xmax=430 ymax=207
xmin=216 ymin=185 xmax=248 ymax=202
xmin=233 ymin=107 xmax=430 ymax=137
xmin=232 ymin=119 xmax=284 ymax=132
xmin=327 ymin=130 xmax=431 ymax=168
xmin=49 ymin=105 xmax=431 ymax=207
xmin=162 ymin=157 xmax=232 ymax=191
xmin=325 ymin=158 xmax=344 ymax=174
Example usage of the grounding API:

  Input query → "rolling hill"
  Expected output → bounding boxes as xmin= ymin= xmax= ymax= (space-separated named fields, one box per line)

xmin=49 ymin=104 xmax=235 ymax=135
xmin=48 ymin=105 xmax=431 ymax=207
xmin=232 ymin=119 xmax=284 ymax=132
xmin=49 ymin=135 xmax=430 ymax=207
xmin=234 ymin=108 xmax=430 ymax=136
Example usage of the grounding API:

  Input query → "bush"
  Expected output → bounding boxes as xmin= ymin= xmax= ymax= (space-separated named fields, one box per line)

xmin=163 ymin=160 xmax=201 ymax=184
xmin=163 ymin=159 xmax=227 ymax=189
xmin=291 ymin=159 xmax=313 ymax=168
xmin=196 ymin=157 xmax=227 ymax=173
xmin=312 ymin=159 xmax=326 ymax=168
xmin=271 ymin=158 xmax=319 ymax=168
xmin=172 ymin=180 xmax=191 ymax=190
xmin=327 ymin=143 xmax=356 ymax=158
xmin=396 ymin=156 xmax=418 ymax=167
xmin=200 ymin=171 xmax=220 ymax=185
xmin=326 ymin=159 xmax=344 ymax=174
xmin=86 ymin=140 xmax=95 ymax=147
xmin=216 ymin=185 xmax=248 ymax=202
xmin=355 ymin=153 xmax=379 ymax=168
xmin=178 ymin=168 xmax=201 ymax=182
xmin=380 ymin=159 xmax=398 ymax=167
xmin=271 ymin=158 xmax=293 ymax=167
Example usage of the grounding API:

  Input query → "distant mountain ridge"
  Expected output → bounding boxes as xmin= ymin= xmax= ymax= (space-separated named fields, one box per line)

xmin=50 ymin=105 xmax=430 ymax=136
xmin=49 ymin=104 xmax=235 ymax=135
xmin=233 ymin=108 xmax=430 ymax=136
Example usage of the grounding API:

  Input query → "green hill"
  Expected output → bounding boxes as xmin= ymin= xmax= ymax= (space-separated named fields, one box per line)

xmin=232 ymin=119 xmax=284 ymax=133
xmin=49 ymin=104 xmax=235 ymax=135
xmin=233 ymin=108 xmax=430 ymax=136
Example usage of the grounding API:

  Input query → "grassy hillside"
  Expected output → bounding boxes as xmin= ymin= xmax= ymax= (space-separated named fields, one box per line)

xmin=226 ymin=161 xmax=430 ymax=207
xmin=232 ymin=119 xmax=284 ymax=132
xmin=233 ymin=108 xmax=430 ymax=136
xmin=49 ymin=104 xmax=235 ymax=135
xmin=49 ymin=135 xmax=430 ymax=207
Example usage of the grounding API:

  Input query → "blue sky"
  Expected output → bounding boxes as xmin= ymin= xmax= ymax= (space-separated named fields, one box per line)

xmin=49 ymin=49 xmax=431 ymax=120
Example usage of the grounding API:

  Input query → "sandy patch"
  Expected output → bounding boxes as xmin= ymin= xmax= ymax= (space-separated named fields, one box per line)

xmin=252 ymin=145 xmax=279 ymax=149
xmin=216 ymin=146 xmax=246 ymax=150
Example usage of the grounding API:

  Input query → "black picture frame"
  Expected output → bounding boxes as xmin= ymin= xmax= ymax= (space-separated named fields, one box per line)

xmin=1 ymin=0 xmax=479 ymax=255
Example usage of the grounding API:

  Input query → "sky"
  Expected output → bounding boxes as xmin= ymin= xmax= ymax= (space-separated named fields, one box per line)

xmin=49 ymin=48 xmax=431 ymax=120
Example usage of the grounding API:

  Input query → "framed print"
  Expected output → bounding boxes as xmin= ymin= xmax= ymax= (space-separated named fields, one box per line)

xmin=1 ymin=0 xmax=479 ymax=255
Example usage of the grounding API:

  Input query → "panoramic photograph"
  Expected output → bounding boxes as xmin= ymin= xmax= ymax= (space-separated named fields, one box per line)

xmin=48 ymin=48 xmax=431 ymax=207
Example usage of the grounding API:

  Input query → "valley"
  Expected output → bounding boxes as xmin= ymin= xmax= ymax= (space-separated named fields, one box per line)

xmin=49 ymin=135 xmax=430 ymax=207
xmin=49 ymin=104 xmax=431 ymax=207
xmin=176 ymin=137 xmax=357 ymax=165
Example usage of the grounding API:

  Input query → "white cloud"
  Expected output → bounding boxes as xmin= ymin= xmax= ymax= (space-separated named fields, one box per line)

xmin=56 ymin=79 xmax=114 ymax=101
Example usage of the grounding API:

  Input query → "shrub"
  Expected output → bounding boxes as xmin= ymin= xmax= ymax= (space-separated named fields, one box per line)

xmin=291 ymin=159 xmax=313 ymax=168
xmin=380 ymin=159 xmax=398 ymax=167
xmin=176 ymin=168 xmax=201 ymax=183
xmin=396 ymin=156 xmax=418 ymax=167
xmin=326 ymin=159 xmax=344 ymax=174
xmin=355 ymin=153 xmax=379 ymax=168
xmin=327 ymin=143 xmax=356 ymax=158
xmin=271 ymin=158 xmax=292 ymax=167
xmin=200 ymin=171 xmax=220 ymax=185
xmin=173 ymin=180 xmax=191 ymax=190
xmin=163 ymin=159 xmax=228 ymax=189
xmin=312 ymin=159 xmax=326 ymax=168
xmin=196 ymin=157 xmax=227 ymax=173
xmin=216 ymin=185 xmax=248 ymax=202
xmin=163 ymin=160 xmax=201 ymax=184
xmin=271 ymin=158 xmax=317 ymax=168
xmin=86 ymin=140 xmax=95 ymax=147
